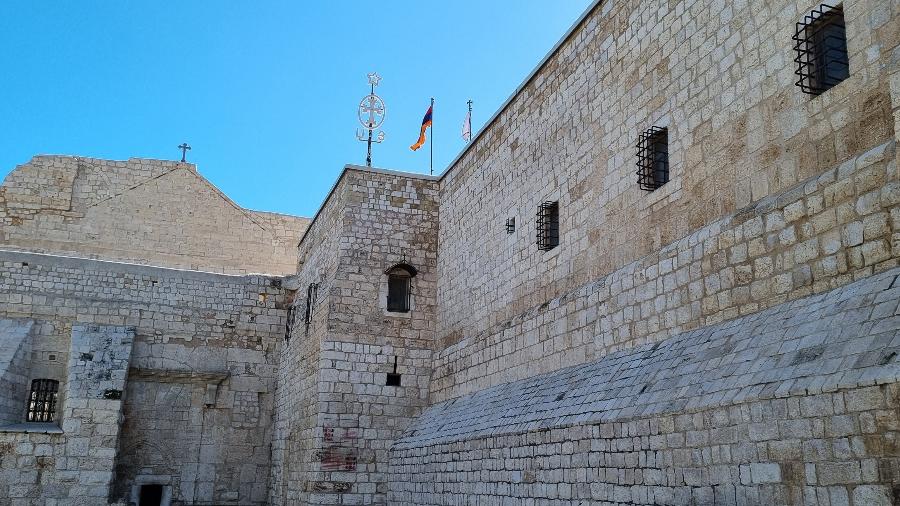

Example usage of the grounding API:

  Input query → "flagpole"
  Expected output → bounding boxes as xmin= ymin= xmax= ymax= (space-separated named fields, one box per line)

xmin=430 ymin=97 xmax=434 ymax=175
xmin=467 ymin=99 xmax=473 ymax=143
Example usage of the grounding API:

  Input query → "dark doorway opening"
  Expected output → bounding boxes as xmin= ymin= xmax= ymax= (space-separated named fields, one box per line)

xmin=139 ymin=484 xmax=163 ymax=506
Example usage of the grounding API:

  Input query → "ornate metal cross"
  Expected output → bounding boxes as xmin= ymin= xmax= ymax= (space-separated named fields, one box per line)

xmin=360 ymin=94 xmax=385 ymax=129
xmin=178 ymin=143 xmax=191 ymax=163
xmin=356 ymin=73 xmax=386 ymax=167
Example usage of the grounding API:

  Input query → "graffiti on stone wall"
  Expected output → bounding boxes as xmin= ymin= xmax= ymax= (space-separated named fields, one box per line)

xmin=316 ymin=426 xmax=357 ymax=471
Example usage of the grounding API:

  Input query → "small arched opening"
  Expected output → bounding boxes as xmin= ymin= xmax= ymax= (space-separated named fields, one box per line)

xmin=385 ymin=263 xmax=417 ymax=313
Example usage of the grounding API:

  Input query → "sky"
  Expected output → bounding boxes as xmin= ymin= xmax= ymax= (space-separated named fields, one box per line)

xmin=0 ymin=1 xmax=593 ymax=217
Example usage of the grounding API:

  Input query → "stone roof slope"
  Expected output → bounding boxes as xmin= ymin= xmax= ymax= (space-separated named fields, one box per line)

xmin=396 ymin=267 xmax=900 ymax=449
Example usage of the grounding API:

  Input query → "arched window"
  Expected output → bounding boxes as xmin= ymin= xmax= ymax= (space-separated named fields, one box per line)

xmin=27 ymin=379 xmax=59 ymax=422
xmin=385 ymin=263 xmax=417 ymax=313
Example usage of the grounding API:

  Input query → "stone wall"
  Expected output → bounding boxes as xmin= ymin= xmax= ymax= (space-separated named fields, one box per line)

xmin=0 ymin=319 xmax=34 ymax=426
xmin=432 ymin=0 xmax=900 ymax=401
xmin=391 ymin=267 xmax=900 ymax=505
xmin=393 ymin=384 xmax=900 ymax=505
xmin=431 ymin=139 xmax=900 ymax=402
xmin=0 ymin=324 xmax=134 ymax=506
xmin=0 ymin=155 xmax=308 ymax=275
xmin=270 ymin=163 xmax=347 ymax=505
xmin=271 ymin=166 xmax=439 ymax=505
xmin=310 ymin=168 xmax=437 ymax=505
xmin=0 ymin=250 xmax=289 ymax=505
xmin=0 ymin=0 xmax=898 ymax=504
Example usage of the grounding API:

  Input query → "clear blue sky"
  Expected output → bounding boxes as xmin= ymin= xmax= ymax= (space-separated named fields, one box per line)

xmin=1 ymin=1 xmax=593 ymax=217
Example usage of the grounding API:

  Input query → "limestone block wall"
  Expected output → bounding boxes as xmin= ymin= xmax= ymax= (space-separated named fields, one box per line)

xmin=271 ymin=164 xmax=346 ymax=505
xmin=434 ymin=0 xmax=899 ymax=397
xmin=431 ymin=139 xmax=900 ymax=402
xmin=63 ymin=325 xmax=134 ymax=501
xmin=391 ymin=267 xmax=900 ymax=505
xmin=0 ymin=319 xmax=34 ymax=426
xmin=0 ymin=250 xmax=289 ymax=505
xmin=393 ymin=384 xmax=900 ymax=506
xmin=0 ymin=155 xmax=308 ymax=275
xmin=0 ymin=324 xmax=134 ymax=506
xmin=312 ymin=168 xmax=438 ymax=505
xmin=271 ymin=166 xmax=439 ymax=505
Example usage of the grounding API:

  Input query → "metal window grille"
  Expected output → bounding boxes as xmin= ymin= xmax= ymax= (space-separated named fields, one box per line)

xmin=636 ymin=127 xmax=669 ymax=191
xmin=27 ymin=379 xmax=59 ymax=423
xmin=793 ymin=4 xmax=848 ymax=95
xmin=304 ymin=283 xmax=318 ymax=334
xmin=284 ymin=305 xmax=295 ymax=342
xmin=387 ymin=274 xmax=411 ymax=312
xmin=505 ymin=217 xmax=516 ymax=234
xmin=536 ymin=201 xmax=560 ymax=251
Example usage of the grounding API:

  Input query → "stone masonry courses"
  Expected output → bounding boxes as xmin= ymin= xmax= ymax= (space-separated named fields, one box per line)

xmin=391 ymin=267 xmax=900 ymax=504
xmin=3 ymin=0 xmax=900 ymax=503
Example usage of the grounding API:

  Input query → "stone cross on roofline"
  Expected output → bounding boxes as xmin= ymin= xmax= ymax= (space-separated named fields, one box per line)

xmin=178 ymin=143 xmax=191 ymax=163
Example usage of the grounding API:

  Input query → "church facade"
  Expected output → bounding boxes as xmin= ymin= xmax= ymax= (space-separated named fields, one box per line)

xmin=3 ymin=0 xmax=900 ymax=504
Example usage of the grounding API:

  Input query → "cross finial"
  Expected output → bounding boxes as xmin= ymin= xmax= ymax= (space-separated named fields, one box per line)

xmin=178 ymin=143 xmax=191 ymax=163
xmin=367 ymin=72 xmax=382 ymax=88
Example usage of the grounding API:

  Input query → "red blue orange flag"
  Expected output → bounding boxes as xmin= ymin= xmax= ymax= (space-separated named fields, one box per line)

xmin=410 ymin=104 xmax=433 ymax=151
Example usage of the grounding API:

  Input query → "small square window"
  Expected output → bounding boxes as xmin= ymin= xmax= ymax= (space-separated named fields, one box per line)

xmin=636 ymin=127 xmax=669 ymax=191
xmin=506 ymin=217 xmax=516 ymax=234
xmin=793 ymin=4 xmax=849 ymax=95
xmin=139 ymin=484 xmax=164 ymax=506
xmin=536 ymin=202 xmax=559 ymax=251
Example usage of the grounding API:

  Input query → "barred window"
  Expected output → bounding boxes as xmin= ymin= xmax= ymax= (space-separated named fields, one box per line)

xmin=303 ymin=283 xmax=318 ymax=334
xmin=636 ymin=127 xmax=669 ymax=191
xmin=385 ymin=263 xmax=416 ymax=313
xmin=284 ymin=305 xmax=296 ymax=342
xmin=27 ymin=379 xmax=59 ymax=423
xmin=793 ymin=4 xmax=849 ymax=95
xmin=536 ymin=201 xmax=559 ymax=251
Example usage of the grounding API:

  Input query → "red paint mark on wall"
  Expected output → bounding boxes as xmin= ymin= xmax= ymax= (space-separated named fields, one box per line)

xmin=318 ymin=426 xmax=358 ymax=471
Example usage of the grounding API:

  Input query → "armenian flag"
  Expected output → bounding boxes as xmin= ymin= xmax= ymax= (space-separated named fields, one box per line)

xmin=410 ymin=104 xmax=433 ymax=151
